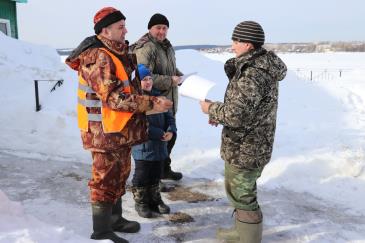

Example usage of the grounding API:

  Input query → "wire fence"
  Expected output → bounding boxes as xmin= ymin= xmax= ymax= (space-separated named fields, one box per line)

xmin=289 ymin=68 xmax=360 ymax=82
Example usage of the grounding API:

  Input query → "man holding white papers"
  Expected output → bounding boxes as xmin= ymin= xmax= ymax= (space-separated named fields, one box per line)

xmin=200 ymin=21 xmax=287 ymax=242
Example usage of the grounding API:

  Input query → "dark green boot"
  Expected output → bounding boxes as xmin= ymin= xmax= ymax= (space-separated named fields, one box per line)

xmin=150 ymin=184 xmax=170 ymax=214
xmin=90 ymin=202 xmax=128 ymax=243
xmin=132 ymin=186 xmax=153 ymax=218
xmin=111 ymin=198 xmax=140 ymax=233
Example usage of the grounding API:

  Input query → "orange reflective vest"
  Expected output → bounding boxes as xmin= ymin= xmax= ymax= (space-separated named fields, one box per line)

xmin=77 ymin=48 xmax=135 ymax=133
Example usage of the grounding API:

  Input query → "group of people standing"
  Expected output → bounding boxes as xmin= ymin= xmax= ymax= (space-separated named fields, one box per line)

xmin=66 ymin=6 xmax=286 ymax=243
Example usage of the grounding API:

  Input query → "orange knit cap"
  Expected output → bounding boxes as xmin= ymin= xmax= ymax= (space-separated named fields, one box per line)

xmin=94 ymin=7 xmax=119 ymax=24
xmin=93 ymin=7 xmax=126 ymax=34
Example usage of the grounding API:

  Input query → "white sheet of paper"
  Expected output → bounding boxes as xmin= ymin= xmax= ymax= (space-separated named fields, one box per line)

xmin=179 ymin=72 xmax=198 ymax=84
xmin=178 ymin=74 xmax=216 ymax=100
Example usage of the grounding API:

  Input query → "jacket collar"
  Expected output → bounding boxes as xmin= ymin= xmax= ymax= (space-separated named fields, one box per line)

xmin=132 ymin=33 xmax=172 ymax=51
xmin=147 ymin=33 xmax=172 ymax=50
xmin=97 ymin=35 xmax=129 ymax=55
xmin=235 ymin=47 xmax=267 ymax=70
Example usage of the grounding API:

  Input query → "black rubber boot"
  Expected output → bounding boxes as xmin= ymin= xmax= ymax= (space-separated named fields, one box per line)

xmin=159 ymin=181 xmax=175 ymax=193
xmin=131 ymin=186 xmax=153 ymax=218
xmin=150 ymin=184 xmax=170 ymax=214
xmin=111 ymin=198 xmax=140 ymax=233
xmin=90 ymin=202 xmax=128 ymax=243
xmin=161 ymin=157 xmax=183 ymax=181
xmin=161 ymin=169 xmax=183 ymax=181
xmin=161 ymin=134 xmax=183 ymax=181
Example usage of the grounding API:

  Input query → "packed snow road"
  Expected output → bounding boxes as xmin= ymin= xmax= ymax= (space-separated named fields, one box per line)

xmin=1 ymin=151 xmax=364 ymax=243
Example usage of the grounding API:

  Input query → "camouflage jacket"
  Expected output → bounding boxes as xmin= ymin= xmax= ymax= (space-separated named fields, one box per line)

xmin=66 ymin=35 xmax=154 ymax=152
xmin=209 ymin=48 xmax=287 ymax=169
xmin=131 ymin=33 xmax=183 ymax=115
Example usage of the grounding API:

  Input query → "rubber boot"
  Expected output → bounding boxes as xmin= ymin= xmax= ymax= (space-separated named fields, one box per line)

xmin=161 ymin=168 xmax=183 ymax=181
xmin=150 ymin=184 xmax=170 ymax=214
xmin=235 ymin=208 xmax=263 ymax=243
xmin=161 ymin=158 xmax=183 ymax=181
xmin=111 ymin=198 xmax=140 ymax=233
xmin=132 ymin=186 xmax=153 ymax=218
xmin=216 ymin=224 xmax=239 ymax=242
xmin=236 ymin=219 xmax=263 ymax=243
xmin=90 ymin=202 xmax=128 ymax=243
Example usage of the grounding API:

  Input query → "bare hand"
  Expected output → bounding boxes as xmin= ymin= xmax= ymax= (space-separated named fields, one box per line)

xmin=161 ymin=132 xmax=173 ymax=141
xmin=172 ymin=76 xmax=182 ymax=87
xmin=153 ymin=96 xmax=173 ymax=112
xmin=200 ymin=100 xmax=212 ymax=114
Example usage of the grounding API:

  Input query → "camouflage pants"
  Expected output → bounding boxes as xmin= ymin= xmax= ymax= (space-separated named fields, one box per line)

xmin=225 ymin=162 xmax=263 ymax=211
xmin=88 ymin=148 xmax=132 ymax=203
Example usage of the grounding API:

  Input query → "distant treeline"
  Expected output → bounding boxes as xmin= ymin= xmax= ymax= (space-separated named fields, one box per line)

xmin=199 ymin=41 xmax=365 ymax=53
xmin=57 ymin=42 xmax=365 ymax=55
xmin=58 ymin=45 xmax=221 ymax=55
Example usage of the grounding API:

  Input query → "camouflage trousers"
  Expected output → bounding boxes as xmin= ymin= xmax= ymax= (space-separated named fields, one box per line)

xmin=88 ymin=148 xmax=132 ymax=203
xmin=225 ymin=162 xmax=263 ymax=211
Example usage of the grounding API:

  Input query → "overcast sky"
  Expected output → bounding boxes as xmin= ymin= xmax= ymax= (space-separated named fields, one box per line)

xmin=17 ymin=0 xmax=365 ymax=49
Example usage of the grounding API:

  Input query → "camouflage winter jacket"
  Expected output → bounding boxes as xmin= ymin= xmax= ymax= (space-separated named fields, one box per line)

xmin=131 ymin=33 xmax=183 ymax=115
xmin=66 ymin=35 xmax=155 ymax=152
xmin=209 ymin=48 xmax=287 ymax=169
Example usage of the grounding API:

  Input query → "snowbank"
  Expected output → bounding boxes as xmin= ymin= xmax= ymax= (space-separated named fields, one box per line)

xmin=0 ymin=32 xmax=88 ymax=163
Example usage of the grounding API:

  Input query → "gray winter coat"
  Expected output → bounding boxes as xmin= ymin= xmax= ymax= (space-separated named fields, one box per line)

xmin=209 ymin=48 xmax=287 ymax=169
xmin=131 ymin=33 xmax=183 ymax=115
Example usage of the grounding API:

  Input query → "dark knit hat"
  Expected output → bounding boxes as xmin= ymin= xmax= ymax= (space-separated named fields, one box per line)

xmin=148 ymin=13 xmax=169 ymax=29
xmin=94 ymin=7 xmax=126 ymax=34
xmin=138 ymin=64 xmax=151 ymax=80
xmin=232 ymin=21 xmax=265 ymax=47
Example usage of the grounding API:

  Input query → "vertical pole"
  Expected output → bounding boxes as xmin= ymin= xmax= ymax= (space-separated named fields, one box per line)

xmin=339 ymin=70 xmax=342 ymax=77
xmin=310 ymin=71 xmax=313 ymax=81
xmin=34 ymin=80 xmax=41 ymax=111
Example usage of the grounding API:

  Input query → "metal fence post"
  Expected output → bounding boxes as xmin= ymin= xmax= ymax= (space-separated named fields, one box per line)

xmin=34 ymin=80 xmax=41 ymax=112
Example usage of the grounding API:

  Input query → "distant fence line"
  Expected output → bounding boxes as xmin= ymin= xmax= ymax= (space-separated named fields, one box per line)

xmin=290 ymin=68 xmax=365 ymax=81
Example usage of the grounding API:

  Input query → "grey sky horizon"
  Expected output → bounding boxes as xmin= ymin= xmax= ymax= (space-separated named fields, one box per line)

xmin=17 ymin=0 xmax=365 ymax=49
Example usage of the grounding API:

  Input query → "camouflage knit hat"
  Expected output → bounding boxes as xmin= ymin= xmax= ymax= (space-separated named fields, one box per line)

xmin=94 ymin=7 xmax=126 ymax=34
xmin=232 ymin=21 xmax=265 ymax=47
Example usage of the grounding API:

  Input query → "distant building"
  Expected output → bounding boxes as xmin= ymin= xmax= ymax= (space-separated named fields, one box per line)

xmin=0 ymin=0 xmax=27 ymax=38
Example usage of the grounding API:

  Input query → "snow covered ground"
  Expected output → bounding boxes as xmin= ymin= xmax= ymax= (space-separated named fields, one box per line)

xmin=1 ymin=32 xmax=365 ymax=242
